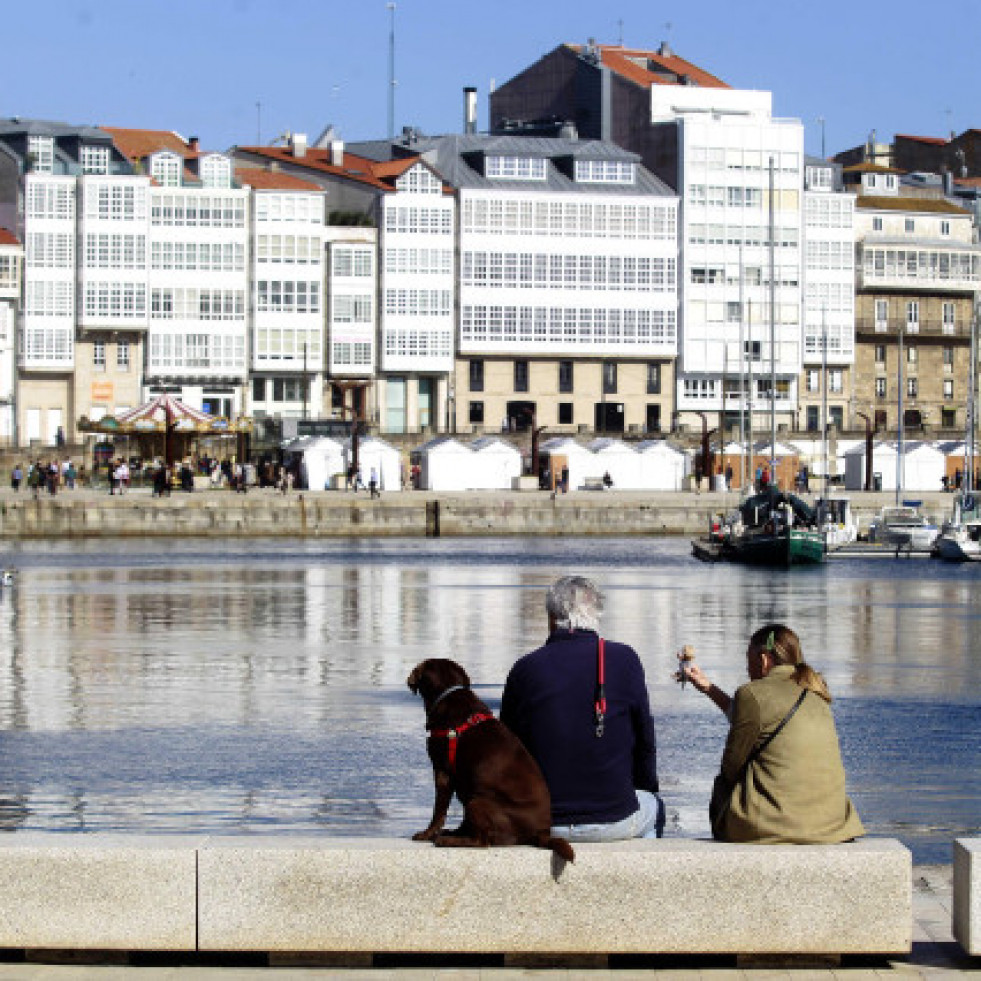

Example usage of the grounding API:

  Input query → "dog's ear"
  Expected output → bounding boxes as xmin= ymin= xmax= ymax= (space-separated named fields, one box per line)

xmin=406 ymin=663 xmax=423 ymax=694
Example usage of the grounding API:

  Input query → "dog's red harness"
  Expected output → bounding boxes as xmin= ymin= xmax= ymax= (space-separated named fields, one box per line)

xmin=428 ymin=712 xmax=494 ymax=771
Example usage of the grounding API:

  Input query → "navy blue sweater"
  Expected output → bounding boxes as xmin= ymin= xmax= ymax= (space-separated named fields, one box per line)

xmin=500 ymin=629 xmax=659 ymax=825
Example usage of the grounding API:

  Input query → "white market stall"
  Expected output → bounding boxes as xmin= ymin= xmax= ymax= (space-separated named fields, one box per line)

xmin=540 ymin=437 xmax=602 ymax=491
xmin=588 ymin=438 xmax=642 ymax=489
xmin=470 ymin=437 xmax=523 ymax=490
xmin=348 ymin=436 xmax=401 ymax=491
xmin=845 ymin=441 xmax=898 ymax=492
xmin=902 ymin=441 xmax=945 ymax=493
xmin=287 ymin=436 xmax=346 ymax=491
xmin=636 ymin=440 xmax=687 ymax=491
xmin=417 ymin=437 xmax=476 ymax=491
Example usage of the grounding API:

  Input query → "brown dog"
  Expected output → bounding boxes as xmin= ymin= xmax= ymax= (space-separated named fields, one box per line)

xmin=407 ymin=657 xmax=574 ymax=861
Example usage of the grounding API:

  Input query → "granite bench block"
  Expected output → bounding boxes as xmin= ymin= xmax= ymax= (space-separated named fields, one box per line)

xmin=0 ymin=835 xmax=200 ymax=951
xmin=954 ymin=838 xmax=980 ymax=955
xmin=197 ymin=837 xmax=911 ymax=955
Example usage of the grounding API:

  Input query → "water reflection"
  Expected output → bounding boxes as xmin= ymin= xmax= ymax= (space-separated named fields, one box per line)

xmin=0 ymin=538 xmax=978 ymax=861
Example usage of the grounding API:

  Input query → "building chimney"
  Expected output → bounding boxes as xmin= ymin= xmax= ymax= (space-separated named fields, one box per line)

xmin=188 ymin=136 xmax=200 ymax=154
xmin=330 ymin=139 xmax=344 ymax=167
xmin=292 ymin=132 xmax=308 ymax=158
xmin=464 ymin=87 xmax=478 ymax=135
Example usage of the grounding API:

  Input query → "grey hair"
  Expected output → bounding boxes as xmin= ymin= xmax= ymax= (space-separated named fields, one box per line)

xmin=546 ymin=576 xmax=604 ymax=632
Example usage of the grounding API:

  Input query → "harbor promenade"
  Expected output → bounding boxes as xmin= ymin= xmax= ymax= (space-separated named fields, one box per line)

xmin=0 ymin=484 xmax=957 ymax=539
xmin=0 ymin=866 xmax=969 ymax=977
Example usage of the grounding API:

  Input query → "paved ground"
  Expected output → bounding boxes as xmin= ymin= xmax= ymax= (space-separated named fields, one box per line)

xmin=0 ymin=867 xmax=973 ymax=979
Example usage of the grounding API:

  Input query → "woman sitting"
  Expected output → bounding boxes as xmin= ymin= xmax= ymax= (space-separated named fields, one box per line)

xmin=683 ymin=623 xmax=864 ymax=844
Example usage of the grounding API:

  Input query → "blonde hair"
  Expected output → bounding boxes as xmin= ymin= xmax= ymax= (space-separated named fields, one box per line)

xmin=750 ymin=623 xmax=832 ymax=703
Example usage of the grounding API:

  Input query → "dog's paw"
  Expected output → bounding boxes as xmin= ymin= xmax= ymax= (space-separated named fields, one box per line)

xmin=412 ymin=829 xmax=437 ymax=842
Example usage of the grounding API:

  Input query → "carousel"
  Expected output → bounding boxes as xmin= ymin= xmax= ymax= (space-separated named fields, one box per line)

xmin=78 ymin=395 xmax=252 ymax=473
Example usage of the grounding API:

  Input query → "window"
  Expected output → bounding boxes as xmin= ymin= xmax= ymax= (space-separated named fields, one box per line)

xmin=116 ymin=339 xmax=130 ymax=370
xmin=944 ymin=346 xmax=955 ymax=371
xmin=514 ymin=360 xmax=529 ymax=393
xmin=646 ymin=363 xmax=661 ymax=395
xmin=558 ymin=402 xmax=573 ymax=425
xmin=558 ymin=360 xmax=573 ymax=394
xmin=906 ymin=301 xmax=919 ymax=332
xmin=469 ymin=359 xmax=484 ymax=393
xmin=806 ymin=406 xmax=819 ymax=431
xmin=602 ymin=362 xmax=617 ymax=395
xmin=469 ymin=401 xmax=484 ymax=424
xmin=872 ymin=216 xmax=883 ymax=232
xmin=905 ymin=218 xmax=915 ymax=233
xmin=829 ymin=406 xmax=843 ymax=430
xmin=253 ymin=378 xmax=266 ymax=401
xmin=81 ymin=145 xmax=110 ymax=175
xmin=806 ymin=369 xmax=820 ymax=393
xmin=744 ymin=340 xmax=762 ymax=361
xmin=907 ymin=345 xmax=918 ymax=365
xmin=875 ymin=299 xmax=888 ymax=330
xmin=150 ymin=153 xmax=182 ymax=187
xmin=943 ymin=302 xmax=956 ymax=334
xmin=875 ymin=378 xmax=887 ymax=398
xmin=828 ymin=369 xmax=843 ymax=394
xmin=944 ymin=379 xmax=954 ymax=399
xmin=907 ymin=377 xmax=918 ymax=398
xmin=875 ymin=344 xmax=886 ymax=364
xmin=93 ymin=341 xmax=106 ymax=369
xmin=28 ymin=135 xmax=54 ymax=173
xmin=941 ymin=220 xmax=951 ymax=237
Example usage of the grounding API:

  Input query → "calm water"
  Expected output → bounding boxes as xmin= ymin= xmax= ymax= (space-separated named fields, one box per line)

xmin=0 ymin=537 xmax=978 ymax=863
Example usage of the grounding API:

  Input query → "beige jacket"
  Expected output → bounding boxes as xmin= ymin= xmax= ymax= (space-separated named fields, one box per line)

xmin=710 ymin=664 xmax=865 ymax=844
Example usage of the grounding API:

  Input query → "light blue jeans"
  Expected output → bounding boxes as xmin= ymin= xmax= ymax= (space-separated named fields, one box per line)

xmin=550 ymin=790 xmax=665 ymax=842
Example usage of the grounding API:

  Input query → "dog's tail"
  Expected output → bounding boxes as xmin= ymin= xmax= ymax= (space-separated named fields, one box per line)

xmin=536 ymin=831 xmax=575 ymax=863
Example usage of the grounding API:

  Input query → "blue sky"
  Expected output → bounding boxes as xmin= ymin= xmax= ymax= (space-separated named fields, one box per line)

xmin=3 ymin=0 xmax=978 ymax=161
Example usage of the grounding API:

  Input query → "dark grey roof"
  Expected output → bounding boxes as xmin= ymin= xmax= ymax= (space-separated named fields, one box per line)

xmin=0 ymin=117 xmax=113 ymax=141
xmin=348 ymin=133 xmax=673 ymax=197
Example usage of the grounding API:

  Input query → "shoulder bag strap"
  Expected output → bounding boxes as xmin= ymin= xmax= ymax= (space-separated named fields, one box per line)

xmin=746 ymin=687 xmax=808 ymax=765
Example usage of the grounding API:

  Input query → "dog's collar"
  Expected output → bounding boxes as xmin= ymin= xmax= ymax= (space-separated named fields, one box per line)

xmin=425 ymin=684 xmax=468 ymax=728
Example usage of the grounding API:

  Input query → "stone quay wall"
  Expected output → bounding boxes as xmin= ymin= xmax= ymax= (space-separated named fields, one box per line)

xmin=0 ymin=488 xmax=954 ymax=540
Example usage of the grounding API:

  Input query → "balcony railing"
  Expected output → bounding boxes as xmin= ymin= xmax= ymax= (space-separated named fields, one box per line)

xmin=854 ymin=317 xmax=972 ymax=339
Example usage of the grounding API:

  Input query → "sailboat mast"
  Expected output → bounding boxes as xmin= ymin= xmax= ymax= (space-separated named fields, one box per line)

xmin=769 ymin=156 xmax=777 ymax=486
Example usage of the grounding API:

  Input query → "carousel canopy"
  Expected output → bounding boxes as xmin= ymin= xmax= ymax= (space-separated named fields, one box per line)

xmin=80 ymin=395 xmax=251 ymax=435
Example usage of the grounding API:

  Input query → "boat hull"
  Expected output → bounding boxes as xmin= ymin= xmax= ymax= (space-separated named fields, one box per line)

xmin=722 ymin=528 xmax=826 ymax=567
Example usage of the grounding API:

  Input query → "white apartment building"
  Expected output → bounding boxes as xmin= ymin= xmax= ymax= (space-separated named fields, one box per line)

xmin=238 ymin=169 xmax=326 ymax=421
xmin=0 ymin=230 xmax=20 ymax=442
xmin=325 ymin=225 xmax=376 ymax=383
xmin=376 ymin=160 xmax=455 ymax=431
xmin=800 ymin=158 xmax=855 ymax=432
xmin=130 ymin=141 xmax=250 ymax=418
xmin=645 ymin=87 xmax=804 ymax=429
xmin=388 ymin=134 xmax=679 ymax=435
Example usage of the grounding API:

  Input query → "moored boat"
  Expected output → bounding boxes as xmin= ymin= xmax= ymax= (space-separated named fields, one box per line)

xmin=867 ymin=502 xmax=940 ymax=551
xmin=934 ymin=493 xmax=981 ymax=562
xmin=692 ymin=488 xmax=825 ymax=567
xmin=816 ymin=495 xmax=858 ymax=552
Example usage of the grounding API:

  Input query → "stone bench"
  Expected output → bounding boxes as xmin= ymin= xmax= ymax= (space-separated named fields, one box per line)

xmin=954 ymin=838 xmax=980 ymax=955
xmin=0 ymin=836 xmax=911 ymax=959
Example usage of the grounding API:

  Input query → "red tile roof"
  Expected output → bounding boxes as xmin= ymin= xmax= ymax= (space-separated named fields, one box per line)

xmin=569 ymin=43 xmax=729 ymax=90
xmin=234 ymin=145 xmax=431 ymax=192
xmin=896 ymin=133 xmax=948 ymax=146
xmin=102 ymin=127 xmax=199 ymax=161
xmin=234 ymin=168 xmax=324 ymax=192
xmin=0 ymin=228 xmax=20 ymax=246
xmin=856 ymin=194 xmax=970 ymax=215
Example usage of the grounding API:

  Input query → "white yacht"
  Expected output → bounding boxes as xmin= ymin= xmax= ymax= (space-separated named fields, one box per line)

xmin=867 ymin=502 xmax=940 ymax=551
xmin=935 ymin=493 xmax=981 ymax=562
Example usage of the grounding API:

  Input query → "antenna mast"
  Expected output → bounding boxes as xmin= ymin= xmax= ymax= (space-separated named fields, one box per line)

xmin=387 ymin=2 xmax=397 ymax=140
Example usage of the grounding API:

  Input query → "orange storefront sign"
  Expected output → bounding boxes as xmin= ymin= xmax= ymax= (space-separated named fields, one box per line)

xmin=91 ymin=381 xmax=114 ymax=401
